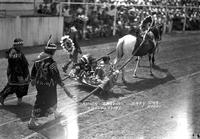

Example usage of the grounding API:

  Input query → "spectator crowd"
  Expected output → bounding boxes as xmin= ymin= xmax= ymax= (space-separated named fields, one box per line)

xmin=36 ymin=0 xmax=200 ymax=39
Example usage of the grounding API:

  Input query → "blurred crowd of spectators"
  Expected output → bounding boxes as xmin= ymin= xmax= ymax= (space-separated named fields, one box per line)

xmin=37 ymin=2 xmax=59 ymax=15
xmin=36 ymin=0 xmax=200 ymax=39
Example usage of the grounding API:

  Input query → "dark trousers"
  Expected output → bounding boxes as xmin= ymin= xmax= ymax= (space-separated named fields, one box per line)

xmin=0 ymin=83 xmax=29 ymax=99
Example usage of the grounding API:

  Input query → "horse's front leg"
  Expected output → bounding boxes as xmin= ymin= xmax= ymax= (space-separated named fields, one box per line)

xmin=133 ymin=56 xmax=140 ymax=77
xmin=149 ymin=54 xmax=153 ymax=76
xmin=152 ymin=52 xmax=155 ymax=65
xmin=152 ymin=42 xmax=159 ymax=65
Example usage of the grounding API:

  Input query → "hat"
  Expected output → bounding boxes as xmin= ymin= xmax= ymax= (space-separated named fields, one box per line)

xmin=44 ymin=43 xmax=57 ymax=55
xmin=13 ymin=38 xmax=23 ymax=46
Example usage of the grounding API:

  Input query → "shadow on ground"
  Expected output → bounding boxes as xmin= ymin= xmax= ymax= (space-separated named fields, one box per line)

xmin=76 ymin=84 xmax=124 ymax=101
xmin=0 ymin=103 xmax=32 ymax=122
xmin=119 ymin=64 xmax=175 ymax=93
xmin=28 ymin=117 xmax=67 ymax=139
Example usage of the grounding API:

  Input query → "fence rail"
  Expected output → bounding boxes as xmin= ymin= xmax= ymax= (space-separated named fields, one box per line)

xmin=60 ymin=2 xmax=200 ymax=9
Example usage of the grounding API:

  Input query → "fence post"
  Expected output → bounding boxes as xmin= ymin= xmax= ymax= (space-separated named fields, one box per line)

xmin=183 ymin=6 xmax=187 ymax=32
xmin=15 ymin=16 xmax=21 ymax=38
xmin=83 ymin=1 xmax=88 ymax=39
xmin=59 ymin=2 xmax=63 ymax=16
xmin=112 ymin=5 xmax=117 ymax=36
xmin=163 ymin=6 xmax=168 ymax=34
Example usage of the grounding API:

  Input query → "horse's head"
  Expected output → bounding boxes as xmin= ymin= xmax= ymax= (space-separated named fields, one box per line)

xmin=60 ymin=35 xmax=74 ymax=52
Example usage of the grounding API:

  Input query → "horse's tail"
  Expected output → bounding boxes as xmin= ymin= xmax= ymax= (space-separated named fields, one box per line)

xmin=113 ymin=38 xmax=124 ymax=65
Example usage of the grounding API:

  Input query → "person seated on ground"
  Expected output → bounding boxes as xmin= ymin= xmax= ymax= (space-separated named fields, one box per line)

xmin=94 ymin=56 xmax=113 ymax=82
xmin=93 ymin=56 xmax=119 ymax=92
xmin=71 ymin=54 xmax=97 ymax=79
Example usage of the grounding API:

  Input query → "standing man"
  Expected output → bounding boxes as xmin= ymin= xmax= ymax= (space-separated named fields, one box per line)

xmin=28 ymin=43 xmax=74 ymax=128
xmin=0 ymin=38 xmax=30 ymax=105
xmin=61 ymin=26 xmax=82 ymax=73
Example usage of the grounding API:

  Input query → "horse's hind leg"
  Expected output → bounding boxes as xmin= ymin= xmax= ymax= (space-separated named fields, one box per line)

xmin=149 ymin=54 xmax=153 ymax=76
xmin=133 ymin=56 xmax=140 ymax=77
xmin=152 ymin=42 xmax=159 ymax=65
xmin=122 ymin=68 xmax=126 ymax=83
xmin=152 ymin=53 xmax=155 ymax=65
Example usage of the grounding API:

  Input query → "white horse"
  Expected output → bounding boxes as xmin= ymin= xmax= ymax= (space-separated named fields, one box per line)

xmin=113 ymin=33 xmax=158 ymax=82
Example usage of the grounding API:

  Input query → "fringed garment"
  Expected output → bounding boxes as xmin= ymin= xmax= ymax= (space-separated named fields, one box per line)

xmin=31 ymin=53 xmax=63 ymax=117
xmin=0 ymin=47 xmax=30 ymax=99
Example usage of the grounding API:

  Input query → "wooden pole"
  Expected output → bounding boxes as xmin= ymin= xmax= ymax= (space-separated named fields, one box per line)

xmin=78 ymin=87 xmax=102 ymax=103
xmin=183 ymin=6 xmax=187 ymax=32
xmin=33 ymin=0 xmax=36 ymax=15
xmin=113 ymin=5 xmax=117 ymax=36
xmin=59 ymin=2 xmax=63 ymax=16
xmin=83 ymin=0 xmax=88 ymax=39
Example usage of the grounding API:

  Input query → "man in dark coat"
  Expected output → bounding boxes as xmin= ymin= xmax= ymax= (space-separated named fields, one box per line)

xmin=28 ymin=43 xmax=74 ymax=128
xmin=0 ymin=38 xmax=30 ymax=105
xmin=61 ymin=26 xmax=82 ymax=73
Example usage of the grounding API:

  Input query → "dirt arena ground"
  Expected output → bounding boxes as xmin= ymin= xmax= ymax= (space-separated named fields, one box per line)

xmin=0 ymin=31 xmax=200 ymax=139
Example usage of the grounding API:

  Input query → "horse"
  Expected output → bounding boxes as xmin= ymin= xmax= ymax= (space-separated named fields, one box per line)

xmin=136 ymin=24 xmax=163 ymax=67
xmin=130 ymin=24 xmax=163 ymax=63
xmin=113 ymin=25 xmax=162 ymax=82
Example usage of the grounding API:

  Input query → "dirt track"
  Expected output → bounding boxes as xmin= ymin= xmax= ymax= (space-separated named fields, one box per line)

xmin=0 ymin=32 xmax=200 ymax=139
